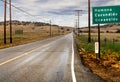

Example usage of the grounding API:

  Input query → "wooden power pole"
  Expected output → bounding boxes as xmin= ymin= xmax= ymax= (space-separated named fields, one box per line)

xmin=75 ymin=10 xmax=80 ymax=36
xmin=4 ymin=0 xmax=7 ymax=44
xmin=9 ymin=0 xmax=12 ymax=43
xmin=88 ymin=0 xmax=91 ymax=43
xmin=50 ymin=20 xmax=52 ymax=37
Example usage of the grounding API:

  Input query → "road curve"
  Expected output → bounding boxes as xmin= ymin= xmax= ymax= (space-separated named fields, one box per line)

xmin=0 ymin=33 xmax=105 ymax=82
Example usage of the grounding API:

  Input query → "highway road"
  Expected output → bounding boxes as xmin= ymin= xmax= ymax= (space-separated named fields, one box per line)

xmin=0 ymin=33 xmax=105 ymax=82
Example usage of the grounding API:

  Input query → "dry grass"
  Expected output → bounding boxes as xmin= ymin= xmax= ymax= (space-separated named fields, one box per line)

xmin=81 ymin=25 xmax=120 ymax=33
xmin=75 ymin=33 xmax=120 ymax=82
xmin=0 ymin=24 xmax=72 ymax=49
xmin=0 ymin=33 xmax=51 ymax=49
xmin=0 ymin=25 xmax=73 ymax=34
xmin=82 ymin=33 xmax=120 ymax=42
xmin=81 ymin=52 xmax=120 ymax=82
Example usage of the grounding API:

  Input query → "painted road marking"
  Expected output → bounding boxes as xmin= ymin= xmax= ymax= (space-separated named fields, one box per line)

xmin=71 ymin=33 xmax=77 ymax=82
xmin=0 ymin=43 xmax=49 ymax=66
xmin=0 ymin=36 xmax=65 ymax=66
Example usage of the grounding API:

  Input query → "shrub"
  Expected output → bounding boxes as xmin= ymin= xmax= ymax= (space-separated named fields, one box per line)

xmin=15 ymin=30 xmax=23 ymax=34
xmin=116 ymin=29 xmax=120 ymax=33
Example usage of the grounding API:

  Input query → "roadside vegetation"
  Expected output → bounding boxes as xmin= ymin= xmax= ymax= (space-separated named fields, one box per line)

xmin=75 ymin=33 xmax=120 ymax=82
xmin=0 ymin=33 xmax=52 ymax=49
xmin=0 ymin=22 xmax=72 ymax=49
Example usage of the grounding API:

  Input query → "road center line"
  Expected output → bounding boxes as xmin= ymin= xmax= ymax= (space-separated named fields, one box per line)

xmin=71 ymin=33 xmax=77 ymax=82
xmin=0 ymin=43 xmax=49 ymax=66
xmin=0 ymin=36 xmax=64 ymax=66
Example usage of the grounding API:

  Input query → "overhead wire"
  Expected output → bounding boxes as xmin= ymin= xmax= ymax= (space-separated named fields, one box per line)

xmin=0 ymin=0 xmax=116 ymax=23
xmin=0 ymin=0 xmax=50 ymax=23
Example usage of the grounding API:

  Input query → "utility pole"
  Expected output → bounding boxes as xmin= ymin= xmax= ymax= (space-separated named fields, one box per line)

xmin=9 ymin=0 xmax=12 ymax=43
xmin=73 ymin=20 xmax=76 ymax=33
xmin=75 ymin=10 xmax=80 ymax=36
xmin=50 ymin=20 xmax=52 ymax=37
xmin=78 ymin=10 xmax=79 ymax=36
xmin=88 ymin=0 xmax=91 ymax=43
xmin=58 ymin=26 xmax=60 ymax=36
xmin=75 ymin=19 xmax=78 ymax=34
xmin=4 ymin=0 xmax=7 ymax=44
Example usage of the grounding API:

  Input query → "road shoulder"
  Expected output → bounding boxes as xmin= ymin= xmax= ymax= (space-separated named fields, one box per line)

xmin=74 ymin=41 xmax=106 ymax=82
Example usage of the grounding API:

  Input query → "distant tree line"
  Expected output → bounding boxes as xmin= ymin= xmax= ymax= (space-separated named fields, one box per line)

xmin=0 ymin=20 xmax=58 ymax=26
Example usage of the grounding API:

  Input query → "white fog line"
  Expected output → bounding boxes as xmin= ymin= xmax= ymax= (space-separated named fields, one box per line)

xmin=71 ymin=33 xmax=77 ymax=82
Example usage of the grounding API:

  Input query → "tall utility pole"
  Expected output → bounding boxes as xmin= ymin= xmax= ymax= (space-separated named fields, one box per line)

xmin=75 ymin=19 xmax=78 ymax=34
xmin=78 ymin=11 xmax=79 ymax=36
xmin=4 ymin=0 xmax=7 ymax=44
xmin=50 ymin=20 xmax=52 ymax=37
xmin=9 ymin=0 xmax=12 ymax=43
xmin=75 ymin=10 xmax=80 ymax=36
xmin=58 ymin=26 xmax=60 ymax=36
xmin=74 ymin=20 xmax=76 ymax=33
xmin=88 ymin=0 xmax=91 ymax=43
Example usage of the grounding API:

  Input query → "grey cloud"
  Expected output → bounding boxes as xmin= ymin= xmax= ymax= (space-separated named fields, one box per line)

xmin=35 ymin=0 xmax=49 ymax=3
xmin=47 ymin=9 xmax=74 ymax=15
xmin=46 ymin=6 xmax=88 ymax=15
xmin=91 ymin=0 xmax=113 ymax=6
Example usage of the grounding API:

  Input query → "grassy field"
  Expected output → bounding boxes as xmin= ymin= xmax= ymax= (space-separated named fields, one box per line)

xmin=0 ymin=32 xmax=52 ymax=49
xmin=76 ymin=33 xmax=120 ymax=82
xmin=82 ymin=33 xmax=120 ymax=42
xmin=0 ymin=24 xmax=72 ymax=49
xmin=80 ymin=24 xmax=120 ymax=33
xmin=79 ymin=33 xmax=120 ymax=53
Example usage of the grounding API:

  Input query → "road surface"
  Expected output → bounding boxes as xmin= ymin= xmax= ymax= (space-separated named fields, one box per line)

xmin=0 ymin=33 xmax=105 ymax=82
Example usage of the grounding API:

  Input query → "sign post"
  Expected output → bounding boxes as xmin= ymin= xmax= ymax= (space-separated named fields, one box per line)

xmin=95 ymin=42 xmax=99 ymax=59
xmin=98 ymin=24 xmax=100 ymax=59
xmin=92 ymin=5 xmax=120 ymax=59
xmin=95 ymin=42 xmax=99 ymax=53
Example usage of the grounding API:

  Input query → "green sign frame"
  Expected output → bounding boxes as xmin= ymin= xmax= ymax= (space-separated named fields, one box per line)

xmin=92 ymin=5 xmax=120 ymax=24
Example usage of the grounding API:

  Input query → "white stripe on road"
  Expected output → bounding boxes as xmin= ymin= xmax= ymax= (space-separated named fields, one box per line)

xmin=71 ymin=33 xmax=77 ymax=82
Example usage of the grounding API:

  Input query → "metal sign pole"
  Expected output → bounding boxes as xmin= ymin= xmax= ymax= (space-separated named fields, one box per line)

xmin=98 ymin=24 xmax=100 ymax=59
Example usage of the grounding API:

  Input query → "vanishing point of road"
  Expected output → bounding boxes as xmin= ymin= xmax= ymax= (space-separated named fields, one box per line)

xmin=0 ymin=33 xmax=105 ymax=82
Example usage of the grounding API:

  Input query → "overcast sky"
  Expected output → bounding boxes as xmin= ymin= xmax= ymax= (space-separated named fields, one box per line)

xmin=0 ymin=0 xmax=119 ymax=27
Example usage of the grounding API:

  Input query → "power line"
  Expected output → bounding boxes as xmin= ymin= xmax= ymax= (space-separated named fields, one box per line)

xmin=0 ymin=0 xmax=50 ymax=22
xmin=0 ymin=0 xmax=34 ymax=17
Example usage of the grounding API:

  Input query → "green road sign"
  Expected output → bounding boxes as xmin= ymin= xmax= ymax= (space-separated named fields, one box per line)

xmin=92 ymin=5 xmax=120 ymax=24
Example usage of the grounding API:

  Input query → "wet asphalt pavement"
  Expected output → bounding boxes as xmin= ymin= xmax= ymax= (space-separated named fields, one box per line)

xmin=0 ymin=33 xmax=105 ymax=82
